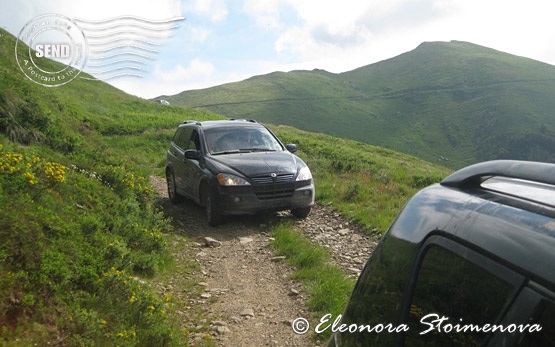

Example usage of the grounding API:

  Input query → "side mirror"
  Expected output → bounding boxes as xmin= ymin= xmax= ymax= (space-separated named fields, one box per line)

xmin=286 ymin=144 xmax=297 ymax=153
xmin=184 ymin=149 xmax=201 ymax=160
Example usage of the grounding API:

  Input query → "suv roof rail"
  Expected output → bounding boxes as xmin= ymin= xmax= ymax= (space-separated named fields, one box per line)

xmin=181 ymin=120 xmax=202 ymax=125
xmin=441 ymin=160 xmax=555 ymax=188
xmin=229 ymin=118 xmax=258 ymax=123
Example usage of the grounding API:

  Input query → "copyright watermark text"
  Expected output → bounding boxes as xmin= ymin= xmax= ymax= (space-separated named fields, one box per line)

xmin=292 ymin=313 xmax=542 ymax=335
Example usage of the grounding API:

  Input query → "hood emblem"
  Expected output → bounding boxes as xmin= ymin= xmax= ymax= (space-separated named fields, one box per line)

xmin=270 ymin=173 xmax=277 ymax=178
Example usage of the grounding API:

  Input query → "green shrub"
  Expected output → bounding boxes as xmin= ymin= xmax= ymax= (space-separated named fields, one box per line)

xmin=0 ymin=142 xmax=178 ymax=346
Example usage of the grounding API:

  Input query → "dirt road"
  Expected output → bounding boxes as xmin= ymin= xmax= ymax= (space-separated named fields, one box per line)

xmin=149 ymin=176 xmax=379 ymax=346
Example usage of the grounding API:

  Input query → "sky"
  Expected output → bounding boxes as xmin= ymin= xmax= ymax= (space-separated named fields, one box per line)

xmin=2 ymin=0 xmax=555 ymax=99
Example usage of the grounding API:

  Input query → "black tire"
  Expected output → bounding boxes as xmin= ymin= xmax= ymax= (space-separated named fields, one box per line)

xmin=291 ymin=206 xmax=311 ymax=219
xmin=203 ymin=186 xmax=223 ymax=226
xmin=166 ymin=170 xmax=185 ymax=204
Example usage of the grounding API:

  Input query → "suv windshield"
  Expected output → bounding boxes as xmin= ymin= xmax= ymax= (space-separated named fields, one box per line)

xmin=205 ymin=127 xmax=283 ymax=154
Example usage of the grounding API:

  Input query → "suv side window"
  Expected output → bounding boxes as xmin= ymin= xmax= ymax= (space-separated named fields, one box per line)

xmin=189 ymin=129 xmax=201 ymax=151
xmin=404 ymin=237 xmax=523 ymax=346
xmin=173 ymin=127 xmax=193 ymax=150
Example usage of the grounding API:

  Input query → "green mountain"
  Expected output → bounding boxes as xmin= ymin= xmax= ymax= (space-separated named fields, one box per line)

xmin=160 ymin=41 xmax=555 ymax=168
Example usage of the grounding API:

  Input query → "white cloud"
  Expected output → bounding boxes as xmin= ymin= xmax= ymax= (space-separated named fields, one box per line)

xmin=184 ymin=0 xmax=228 ymax=22
xmin=268 ymin=0 xmax=555 ymax=74
xmin=190 ymin=26 xmax=211 ymax=43
xmin=110 ymin=59 xmax=216 ymax=98
xmin=158 ymin=59 xmax=215 ymax=82
xmin=241 ymin=0 xmax=282 ymax=28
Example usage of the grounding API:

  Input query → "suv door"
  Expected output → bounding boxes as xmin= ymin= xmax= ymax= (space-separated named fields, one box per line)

xmin=169 ymin=126 xmax=192 ymax=195
xmin=182 ymin=128 xmax=203 ymax=200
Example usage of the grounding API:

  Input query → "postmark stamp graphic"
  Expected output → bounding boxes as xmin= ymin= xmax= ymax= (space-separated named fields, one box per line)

xmin=74 ymin=16 xmax=185 ymax=81
xmin=15 ymin=13 xmax=88 ymax=87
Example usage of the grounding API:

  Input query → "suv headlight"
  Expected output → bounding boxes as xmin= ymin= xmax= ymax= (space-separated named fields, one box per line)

xmin=217 ymin=173 xmax=251 ymax=186
xmin=296 ymin=166 xmax=312 ymax=181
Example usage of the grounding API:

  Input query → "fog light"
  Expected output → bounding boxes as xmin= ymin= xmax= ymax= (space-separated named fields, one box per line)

xmin=234 ymin=197 xmax=241 ymax=203
xmin=304 ymin=190 xmax=312 ymax=196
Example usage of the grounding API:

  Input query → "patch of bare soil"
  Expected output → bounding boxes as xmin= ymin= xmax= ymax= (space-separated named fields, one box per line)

xmin=149 ymin=176 xmax=380 ymax=346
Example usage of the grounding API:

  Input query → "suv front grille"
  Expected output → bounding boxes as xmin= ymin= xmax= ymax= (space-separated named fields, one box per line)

xmin=251 ymin=173 xmax=294 ymax=185
xmin=251 ymin=174 xmax=295 ymax=200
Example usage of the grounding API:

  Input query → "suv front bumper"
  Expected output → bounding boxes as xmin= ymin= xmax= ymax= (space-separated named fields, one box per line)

xmin=213 ymin=180 xmax=315 ymax=215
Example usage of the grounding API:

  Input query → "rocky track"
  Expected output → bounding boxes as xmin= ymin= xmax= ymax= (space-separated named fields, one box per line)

xmin=149 ymin=176 xmax=381 ymax=346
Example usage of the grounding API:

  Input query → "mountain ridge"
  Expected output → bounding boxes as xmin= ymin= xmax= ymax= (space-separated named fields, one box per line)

xmin=160 ymin=40 xmax=555 ymax=168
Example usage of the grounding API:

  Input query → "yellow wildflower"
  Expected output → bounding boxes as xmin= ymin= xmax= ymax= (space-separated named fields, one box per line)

xmin=23 ymin=171 xmax=38 ymax=185
xmin=44 ymin=162 xmax=66 ymax=182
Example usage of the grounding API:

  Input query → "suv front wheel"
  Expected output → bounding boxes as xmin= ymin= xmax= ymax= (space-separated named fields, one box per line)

xmin=202 ymin=185 xmax=223 ymax=226
xmin=291 ymin=206 xmax=311 ymax=219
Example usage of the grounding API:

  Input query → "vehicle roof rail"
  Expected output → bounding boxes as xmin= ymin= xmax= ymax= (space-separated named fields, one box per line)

xmin=230 ymin=118 xmax=258 ymax=123
xmin=181 ymin=120 xmax=202 ymax=125
xmin=441 ymin=160 xmax=555 ymax=188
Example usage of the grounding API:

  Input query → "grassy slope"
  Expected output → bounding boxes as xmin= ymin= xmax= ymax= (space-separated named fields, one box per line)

xmin=0 ymin=27 xmax=450 ymax=345
xmin=1 ymin=28 xmax=218 ymax=346
xmin=163 ymin=41 xmax=555 ymax=169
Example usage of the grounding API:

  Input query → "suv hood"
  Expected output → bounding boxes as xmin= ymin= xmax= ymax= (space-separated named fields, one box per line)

xmin=210 ymin=151 xmax=299 ymax=178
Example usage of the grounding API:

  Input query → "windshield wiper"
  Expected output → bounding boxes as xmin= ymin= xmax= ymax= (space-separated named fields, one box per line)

xmin=212 ymin=148 xmax=278 ymax=155
xmin=211 ymin=149 xmax=241 ymax=155
xmin=240 ymin=148 xmax=276 ymax=152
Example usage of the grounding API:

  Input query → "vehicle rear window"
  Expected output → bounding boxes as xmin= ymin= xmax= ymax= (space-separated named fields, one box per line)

xmin=405 ymin=244 xmax=518 ymax=346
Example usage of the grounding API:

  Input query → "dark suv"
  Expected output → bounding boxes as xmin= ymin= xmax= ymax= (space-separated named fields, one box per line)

xmin=166 ymin=119 xmax=314 ymax=225
xmin=329 ymin=160 xmax=555 ymax=346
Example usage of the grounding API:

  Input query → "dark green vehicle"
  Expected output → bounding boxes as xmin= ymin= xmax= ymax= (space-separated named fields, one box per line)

xmin=329 ymin=160 xmax=555 ymax=346
xmin=166 ymin=119 xmax=314 ymax=226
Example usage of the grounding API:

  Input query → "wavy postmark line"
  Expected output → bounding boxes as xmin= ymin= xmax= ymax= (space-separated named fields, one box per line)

xmin=84 ymin=52 xmax=154 ymax=79
xmin=83 ymin=31 xmax=175 ymax=40
xmin=74 ymin=16 xmax=185 ymax=81
xmin=87 ymin=59 xmax=147 ymax=68
xmin=88 ymin=37 xmax=161 ymax=47
xmin=88 ymin=44 xmax=159 ymax=54
xmin=87 ymin=52 xmax=156 ymax=60
xmin=76 ymin=23 xmax=181 ymax=32
xmin=74 ymin=15 xmax=185 ymax=24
